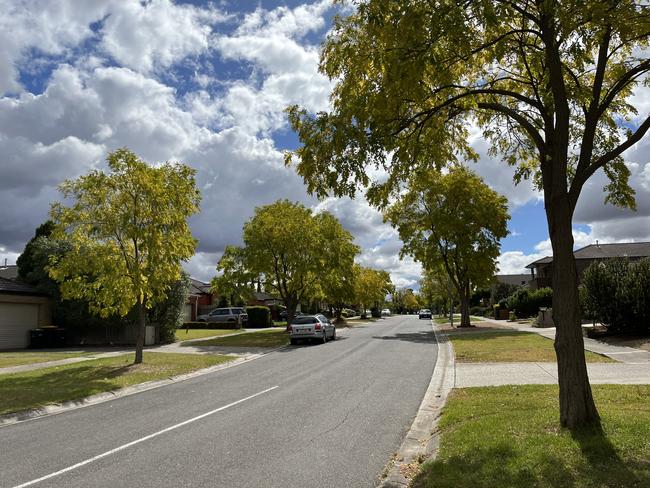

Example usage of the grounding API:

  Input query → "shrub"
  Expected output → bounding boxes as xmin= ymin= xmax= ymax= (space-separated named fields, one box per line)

xmin=150 ymin=273 xmax=190 ymax=344
xmin=245 ymin=306 xmax=272 ymax=328
xmin=506 ymin=287 xmax=552 ymax=318
xmin=371 ymin=307 xmax=381 ymax=318
xmin=470 ymin=306 xmax=487 ymax=316
xmin=582 ymin=258 xmax=650 ymax=333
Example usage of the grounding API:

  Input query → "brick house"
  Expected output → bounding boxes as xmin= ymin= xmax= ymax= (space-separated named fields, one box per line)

xmin=526 ymin=242 xmax=650 ymax=289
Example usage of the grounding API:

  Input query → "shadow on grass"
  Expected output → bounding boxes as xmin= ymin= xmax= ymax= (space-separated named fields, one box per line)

xmin=0 ymin=363 xmax=134 ymax=415
xmin=411 ymin=430 xmax=647 ymax=488
xmin=447 ymin=330 xmax=532 ymax=341
xmin=571 ymin=425 xmax=645 ymax=487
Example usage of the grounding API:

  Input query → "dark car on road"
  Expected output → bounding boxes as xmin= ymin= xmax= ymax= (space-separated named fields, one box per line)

xmin=418 ymin=309 xmax=432 ymax=319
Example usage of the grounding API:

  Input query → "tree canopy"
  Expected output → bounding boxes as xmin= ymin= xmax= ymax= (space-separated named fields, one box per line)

xmin=241 ymin=200 xmax=358 ymax=324
xmin=385 ymin=167 xmax=509 ymax=326
xmin=211 ymin=245 xmax=258 ymax=306
xmin=354 ymin=265 xmax=393 ymax=316
xmin=286 ymin=0 xmax=650 ymax=429
xmin=48 ymin=148 xmax=200 ymax=363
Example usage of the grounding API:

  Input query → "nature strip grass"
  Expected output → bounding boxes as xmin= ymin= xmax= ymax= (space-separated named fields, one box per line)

xmin=434 ymin=315 xmax=483 ymax=325
xmin=0 ymin=352 xmax=234 ymax=415
xmin=174 ymin=328 xmax=244 ymax=342
xmin=0 ymin=351 xmax=93 ymax=369
xmin=448 ymin=330 xmax=614 ymax=363
xmin=411 ymin=384 xmax=650 ymax=488
xmin=185 ymin=328 xmax=290 ymax=348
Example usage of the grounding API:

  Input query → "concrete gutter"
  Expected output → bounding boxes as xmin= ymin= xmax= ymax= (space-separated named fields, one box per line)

xmin=379 ymin=320 xmax=455 ymax=487
xmin=0 ymin=344 xmax=289 ymax=428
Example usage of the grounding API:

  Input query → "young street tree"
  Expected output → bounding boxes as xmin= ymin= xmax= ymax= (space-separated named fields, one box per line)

xmin=48 ymin=148 xmax=200 ymax=364
xmin=287 ymin=0 xmax=650 ymax=429
xmin=211 ymin=245 xmax=258 ymax=306
xmin=385 ymin=168 xmax=509 ymax=327
xmin=354 ymin=265 xmax=393 ymax=317
xmin=316 ymin=212 xmax=360 ymax=320
xmin=242 ymin=200 xmax=358 ymax=325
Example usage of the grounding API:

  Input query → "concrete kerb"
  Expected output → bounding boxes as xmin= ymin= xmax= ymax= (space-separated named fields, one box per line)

xmin=0 ymin=344 xmax=290 ymax=428
xmin=379 ymin=320 xmax=455 ymax=488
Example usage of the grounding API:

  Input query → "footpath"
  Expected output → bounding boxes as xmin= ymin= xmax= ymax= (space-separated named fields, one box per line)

xmin=380 ymin=316 xmax=649 ymax=487
xmin=453 ymin=316 xmax=650 ymax=387
xmin=0 ymin=328 xmax=278 ymax=375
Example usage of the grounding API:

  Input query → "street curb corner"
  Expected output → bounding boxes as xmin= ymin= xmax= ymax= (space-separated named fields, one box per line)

xmin=378 ymin=320 xmax=455 ymax=487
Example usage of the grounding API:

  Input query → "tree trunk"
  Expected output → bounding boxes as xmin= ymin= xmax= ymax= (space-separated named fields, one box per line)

xmin=458 ymin=285 xmax=471 ymax=327
xmin=548 ymin=198 xmax=600 ymax=429
xmin=285 ymin=296 xmax=297 ymax=326
xmin=134 ymin=298 xmax=146 ymax=364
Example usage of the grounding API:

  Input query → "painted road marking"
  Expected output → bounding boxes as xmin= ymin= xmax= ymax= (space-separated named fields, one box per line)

xmin=11 ymin=386 xmax=279 ymax=488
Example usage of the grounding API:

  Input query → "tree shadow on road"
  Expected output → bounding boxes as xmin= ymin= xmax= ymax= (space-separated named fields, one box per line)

xmin=372 ymin=331 xmax=437 ymax=344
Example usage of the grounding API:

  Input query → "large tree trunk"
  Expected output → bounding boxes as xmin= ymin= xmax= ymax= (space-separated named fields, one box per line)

xmin=285 ymin=296 xmax=298 ymax=327
xmin=134 ymin=298 xmax=146 ymax=364
xmin=548 ymin=198 xmax=600 ymax=429
xmin=458 ymin=283 xmax=471 ymax=327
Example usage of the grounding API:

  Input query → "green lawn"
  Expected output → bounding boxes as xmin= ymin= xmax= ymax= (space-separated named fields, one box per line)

xmin=434 ymin=314 xmax=483 ymax=325
xmin=0 ymin=351 xmax=93 ymax=368
xmin=174 ymin=329 xmax=242 ymax=341
xmin=185 ymin=328 xmax=289 ymax=348
xmin=412 ymin=385 xmax=650 ymax=488
xmin=449 ymin=331 xmax=614 ymax=363
xmin=0 ymin=352 xmax=234 ymax=415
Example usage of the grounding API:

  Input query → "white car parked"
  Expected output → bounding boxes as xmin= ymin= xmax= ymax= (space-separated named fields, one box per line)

xmin=288 ymin=314 xmax=336 ymax=345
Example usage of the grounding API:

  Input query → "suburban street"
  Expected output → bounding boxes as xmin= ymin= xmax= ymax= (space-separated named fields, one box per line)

xmin=1 ymin=315 xmax=437 ymax=488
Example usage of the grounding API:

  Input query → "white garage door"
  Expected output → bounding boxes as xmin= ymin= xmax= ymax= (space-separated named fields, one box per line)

xmin=0 ymin=303 xmax=40 ymax=349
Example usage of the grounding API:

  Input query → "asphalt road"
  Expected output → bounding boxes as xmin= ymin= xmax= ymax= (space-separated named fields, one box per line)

xmin=1 ymin=315 xmax=438 ymax=488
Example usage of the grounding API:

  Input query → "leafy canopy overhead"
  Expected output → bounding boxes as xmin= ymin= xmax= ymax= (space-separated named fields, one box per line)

xmin=49 ymin=148 xmax=200 ymax=318
xmin=287 ymin=0 xmax=650 ymax=210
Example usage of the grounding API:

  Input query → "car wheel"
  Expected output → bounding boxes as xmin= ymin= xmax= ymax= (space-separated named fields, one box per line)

xmin=321 ymin=331 xmax=327 ymax=344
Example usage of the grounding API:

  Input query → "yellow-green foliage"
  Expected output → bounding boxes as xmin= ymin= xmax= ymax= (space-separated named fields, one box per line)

xmin=48 ymin=148 xmax=200 ymax=318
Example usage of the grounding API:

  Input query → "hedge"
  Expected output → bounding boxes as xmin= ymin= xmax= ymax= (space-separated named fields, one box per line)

xmin=246 ymin=306 xmax=272 ymax=328
xmin=505 ymin=287 xmax=553 ymax=318
xmin=582 ymin=258 xmax=650 ymax=333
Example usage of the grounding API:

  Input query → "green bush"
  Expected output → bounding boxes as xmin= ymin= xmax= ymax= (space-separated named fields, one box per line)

xmin=150 ymin=272 xmax=190 ymax=344
xmin=182 ymin=321 xmax=241 ymax=330
xmin=470 ymin=306 xmax=487 ymax=316
xmin=245 ymin=306 xmax=272 ymax=328
xmin=371 ymin=307 xmax=382 ymax=318
xmin=505 ymin=287 xmax=553 ymax=318
xmin=582 ymin=258 xmax=650 ymax=333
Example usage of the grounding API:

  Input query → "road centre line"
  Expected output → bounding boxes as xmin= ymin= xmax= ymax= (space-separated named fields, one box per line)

xmin=10 ymin=386 xmax=279 ymax=488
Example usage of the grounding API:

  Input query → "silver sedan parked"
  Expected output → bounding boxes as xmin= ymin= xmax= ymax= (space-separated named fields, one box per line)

xmin=288 ymin=314 xmax=336 ymax=345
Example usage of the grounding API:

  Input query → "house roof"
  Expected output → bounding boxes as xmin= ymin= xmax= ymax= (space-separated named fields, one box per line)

xmin=0 ymin=276 xmax=46 ymax=296
xmin=252 ymin=291 xmax=280 ymax=301
xmin=526 ymin=242 xmax=650 ymax=268
xmin=188 ymin=278 xmax=211 ymax=296
xmin=0 ymin=265 xmax=18 ymax=280
xmin=495 ymin=274 xmax=531 ymax=286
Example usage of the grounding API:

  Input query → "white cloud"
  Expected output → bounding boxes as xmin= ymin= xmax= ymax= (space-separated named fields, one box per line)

xmin=99 ymin=0 xmax=227 ymax=74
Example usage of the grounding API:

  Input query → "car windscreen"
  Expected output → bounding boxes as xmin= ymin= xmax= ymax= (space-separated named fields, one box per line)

xmin=292 ymin=316 xmax=318 ymax=324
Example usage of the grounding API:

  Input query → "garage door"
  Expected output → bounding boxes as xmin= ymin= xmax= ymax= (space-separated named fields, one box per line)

xmin=0 ymin=303 xmax=40 ymax=349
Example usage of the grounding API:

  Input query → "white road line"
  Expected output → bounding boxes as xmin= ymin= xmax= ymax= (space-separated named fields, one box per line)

xmin=10 ymin=386 xmax=279 ymax=488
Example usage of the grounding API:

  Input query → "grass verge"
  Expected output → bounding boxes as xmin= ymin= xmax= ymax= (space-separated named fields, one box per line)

xmin=175 ymin=329 xmax=242 ymax=341
xmin=185 ymin=328 xmax=289 ymax=348
xmin=0 ymin=351 xmax=92 ymax=368
xmin=0 ymin=352 xmax=234 ymax=415
xmin=449 ymin=331 xmax=614 ymax=363
xmin=412 ymin=384 xmax=650 ymax=488
xmin=434 ymin=314 xmax=483 ymax=325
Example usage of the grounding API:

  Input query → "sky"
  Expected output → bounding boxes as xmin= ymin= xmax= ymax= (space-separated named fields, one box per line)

xmin=1 ymin=0 xmax=650 ymax=289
